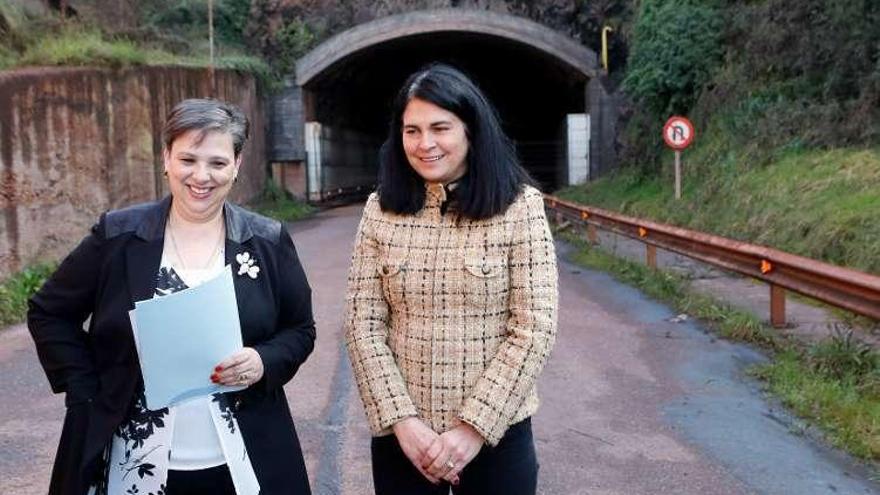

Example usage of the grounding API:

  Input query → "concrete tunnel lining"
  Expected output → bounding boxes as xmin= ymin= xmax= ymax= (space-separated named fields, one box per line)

xmin=296 ymin=9 xmax=599 ymax=88
xmin=273 ymin=9 xmax=612 ymax=198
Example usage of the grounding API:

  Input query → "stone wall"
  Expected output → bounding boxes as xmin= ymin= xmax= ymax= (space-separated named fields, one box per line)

xmin=0 ymin=66 xmax=266 ymax=279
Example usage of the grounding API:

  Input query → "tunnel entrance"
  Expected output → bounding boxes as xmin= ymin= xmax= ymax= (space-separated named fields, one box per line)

xmin=268 ymin=9 xmax=610 ymax=202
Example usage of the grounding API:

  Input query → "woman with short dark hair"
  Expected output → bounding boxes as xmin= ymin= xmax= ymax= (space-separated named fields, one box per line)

xmin=345 ymin=64 xmax=559 ymax=494
xmin=29 ymin=98 xmax=315 ymax=495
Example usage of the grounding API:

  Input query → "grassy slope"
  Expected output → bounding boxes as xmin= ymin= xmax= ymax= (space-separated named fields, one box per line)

xmin=557 ymin=147 xmax=880 ymax=275
xmin=0 ymin=5 xmax=270 ymax=79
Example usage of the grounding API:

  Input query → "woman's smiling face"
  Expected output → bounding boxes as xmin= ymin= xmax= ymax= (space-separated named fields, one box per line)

xmin=164 ymin=129 xmax=240 ymax=222
xmin=401 ymin=98 xmax=469 ymax=185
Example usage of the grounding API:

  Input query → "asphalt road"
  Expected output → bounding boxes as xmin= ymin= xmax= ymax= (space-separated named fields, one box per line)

xmin=1 ymin=204 xmax=877 ymax=494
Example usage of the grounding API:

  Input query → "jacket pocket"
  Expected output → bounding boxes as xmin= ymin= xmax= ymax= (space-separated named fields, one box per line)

xmin=464 ymin=256 xmax=506 ymax=278
xmin=378 ymin=256 xmax=407 ymax=305
xmin=463 ymin=255 xmax=509 ymax=308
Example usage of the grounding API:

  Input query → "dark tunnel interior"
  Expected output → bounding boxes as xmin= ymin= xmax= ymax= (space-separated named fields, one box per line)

xmin=303 ymin=32 xmax=589 ymax=191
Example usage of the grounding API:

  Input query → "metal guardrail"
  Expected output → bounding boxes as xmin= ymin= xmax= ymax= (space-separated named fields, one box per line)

xmin=544 ymin=194 xmax=880 ymax=327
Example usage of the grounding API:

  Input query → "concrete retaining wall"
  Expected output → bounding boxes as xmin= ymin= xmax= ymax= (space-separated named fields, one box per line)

xmin=0 ymin=66 xmax=266 ymax=279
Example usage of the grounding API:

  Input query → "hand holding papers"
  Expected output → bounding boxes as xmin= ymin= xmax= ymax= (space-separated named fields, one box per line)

xmin=130 ymin=266 xmax=244 ymax=410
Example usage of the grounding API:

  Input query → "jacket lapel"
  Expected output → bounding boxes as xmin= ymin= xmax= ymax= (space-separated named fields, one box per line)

xmin=224 ymin=202 xmax=258 ymax=342
xmin=126 ymin=197 xmax=171 ymax=307
xmin=126 ymin=239 xmax=163 ymax=306
xmin=225 ymin=239 xmax=255 ymax=336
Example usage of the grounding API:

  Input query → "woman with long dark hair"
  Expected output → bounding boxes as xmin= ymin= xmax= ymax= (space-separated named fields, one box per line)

xmin=345 ymin=63 xmax=558 ymax=494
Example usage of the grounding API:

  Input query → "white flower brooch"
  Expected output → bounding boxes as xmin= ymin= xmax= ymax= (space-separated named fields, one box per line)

xmin=236 ymin=251 xmax=260 ymax=279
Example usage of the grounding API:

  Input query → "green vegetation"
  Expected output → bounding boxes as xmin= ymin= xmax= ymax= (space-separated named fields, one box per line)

xmin=270 ymin=18 xmax=317 ymax=76
xmin=753 ymin=346 xmax=880 ymax=459
xmin=15 ymin=27 xmax=159 ymax=68
xmin=0 ymin=23 xmax=273 ymax=85
xmin=0 ymin=0 xmax=270 ymax=81
xmin=251 ymin=180 xmax=315 ymax=223
xmin=559 ymin=230 xmax=880 ymax=459
xmin=623 ymin=0 xmax=723 ymax=118
xmin=0 ymin=263 xmax=55 ymax=327
xmin=618 ymin=0 xmax=879 ymax=171
xmin=557 ymin=147 xmax=880 ymax=275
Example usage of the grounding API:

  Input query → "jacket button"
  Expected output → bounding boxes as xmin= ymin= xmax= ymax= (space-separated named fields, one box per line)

xmin=234 ymin=398 xmax=243 ymax=411
xmin=482 ymin=264 xmax=491 ymax=275
xmin=381 ymin=265 xmax=389 ymax=275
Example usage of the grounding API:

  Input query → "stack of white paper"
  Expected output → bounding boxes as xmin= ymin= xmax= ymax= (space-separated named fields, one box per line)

xmin=129 ymin=266 xmax=245 ymax=410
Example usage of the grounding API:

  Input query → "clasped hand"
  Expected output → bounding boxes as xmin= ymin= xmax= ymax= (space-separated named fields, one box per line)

xmin=392 ymin=417 xmax=484 ymax=485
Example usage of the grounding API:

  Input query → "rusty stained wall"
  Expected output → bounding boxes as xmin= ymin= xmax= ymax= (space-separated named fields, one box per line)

xmin=0 ymin=66 xmax=266 ymax=279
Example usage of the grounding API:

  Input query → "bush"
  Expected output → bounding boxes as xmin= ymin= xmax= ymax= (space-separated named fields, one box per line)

xmin=622 ymin=0 xmax=723 ymax=118
xmin=618 ymin=0 xmax=880 ymax=172
xmin=251 ymin=179 xmax=315 ymax=222
xmin=808 ymin=325 xmax=880 ymax=382
xmin=691 ymin=0 xmax=880 ymax=163
xmin=0 ymin=263 xmax=55 ymax=326
xmin=0 ymin=43 xmax=15 ymax=69
xmin=272 ymin=18 xmax=316 ymax=77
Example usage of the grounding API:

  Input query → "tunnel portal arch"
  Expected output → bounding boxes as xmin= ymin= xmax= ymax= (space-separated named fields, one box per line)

xmin=267 ymin=9 xmax=617 ymax=201
xmin=296 ymin=9 xmax=598 ymax=86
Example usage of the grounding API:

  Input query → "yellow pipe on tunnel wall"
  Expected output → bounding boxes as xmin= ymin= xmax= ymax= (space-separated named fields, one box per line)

xmin=602 ymin=26 xmax=613 ymax=74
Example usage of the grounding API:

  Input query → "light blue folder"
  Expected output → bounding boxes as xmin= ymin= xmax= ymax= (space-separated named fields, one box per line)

xmin=130 ymin=266 xmax=245 ymax=410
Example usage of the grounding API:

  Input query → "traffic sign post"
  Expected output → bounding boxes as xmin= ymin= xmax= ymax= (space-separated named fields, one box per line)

xmin=674 ymin=150 xmax=682 ymax=199
xmin=662 ymin=116 xmax=695 ymax=200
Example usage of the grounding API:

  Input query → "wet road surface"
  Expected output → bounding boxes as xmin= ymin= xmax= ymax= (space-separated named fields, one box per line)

xmin=1 ymin=204 xmax=877 ymax=494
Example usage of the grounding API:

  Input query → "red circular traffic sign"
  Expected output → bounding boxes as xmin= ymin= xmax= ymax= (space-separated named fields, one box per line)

xmin=663 ymin=116 xmax=695 ymax=150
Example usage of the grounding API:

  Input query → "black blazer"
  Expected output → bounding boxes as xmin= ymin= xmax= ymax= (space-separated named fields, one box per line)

xmin=28 ymin=196 xmax=316 ymax=495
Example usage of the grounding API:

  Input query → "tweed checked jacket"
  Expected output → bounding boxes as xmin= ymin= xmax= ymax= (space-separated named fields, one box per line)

xmin=344 ymin=183 xmax=558 ymax=446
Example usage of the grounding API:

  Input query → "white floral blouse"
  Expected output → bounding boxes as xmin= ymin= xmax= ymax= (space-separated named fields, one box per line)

xmin=90 ymin=266 xmax=259 ymax=495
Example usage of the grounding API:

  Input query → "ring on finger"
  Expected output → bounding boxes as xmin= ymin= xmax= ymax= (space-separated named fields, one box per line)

xmin=238 ymin=371 xmax=249 ymax=383
xmin=445 ymin=459 xmax=455 ymax=470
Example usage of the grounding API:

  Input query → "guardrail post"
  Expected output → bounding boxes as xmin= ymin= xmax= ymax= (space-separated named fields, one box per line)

xmin=587 ymin=224 xmax=598 ymax=245
xmin=646 ymin=244 xmax=657 ymax=269
xmin=770 ymin=284 xmax=786 ymax=328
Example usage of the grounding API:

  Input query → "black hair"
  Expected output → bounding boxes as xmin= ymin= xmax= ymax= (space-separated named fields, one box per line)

xmin=378 ymin=63 xmax=534 ymax=219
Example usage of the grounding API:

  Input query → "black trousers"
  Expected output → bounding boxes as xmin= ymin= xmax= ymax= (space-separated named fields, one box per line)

xmin=165 ymin=464 xmax=236 ymax=495
xmin=371 ymin=418 xmax=538 ymax=495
